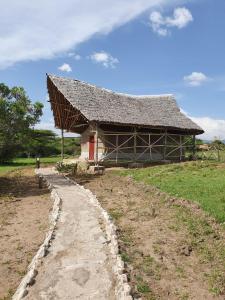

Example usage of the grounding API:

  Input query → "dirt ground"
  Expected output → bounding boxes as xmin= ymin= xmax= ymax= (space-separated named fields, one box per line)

xmin=74 ymin=170 xmax=225 ymax=300
xmin=0 ymin=168 xmax=51 ymax=300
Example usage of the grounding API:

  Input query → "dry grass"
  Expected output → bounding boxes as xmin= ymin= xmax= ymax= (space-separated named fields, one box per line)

xmin=0 ymin=168 xmax=51 ymax=299
xmin=74 ymin=170 xmax=225 ymax=300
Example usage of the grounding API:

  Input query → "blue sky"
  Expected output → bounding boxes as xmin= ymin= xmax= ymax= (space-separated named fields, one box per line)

xmin=0 ymin=0 xmax=225 ymax=139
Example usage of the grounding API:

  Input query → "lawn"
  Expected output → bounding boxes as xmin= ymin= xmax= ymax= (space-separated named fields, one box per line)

xmin=79 ymin=168 xmax=225 ymax=299
xmin=0 ymin=156 xmax=61 ymax=175
xmin=120 ymin=161 xmax=225 ymax=223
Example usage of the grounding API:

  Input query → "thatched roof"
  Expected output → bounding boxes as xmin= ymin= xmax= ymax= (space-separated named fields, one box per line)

xmin=47 ymin=74 xmax=204 ymax=135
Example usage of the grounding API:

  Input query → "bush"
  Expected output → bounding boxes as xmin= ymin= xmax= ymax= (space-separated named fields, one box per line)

xmin=56 ymin=162 xmax=77 ymax=174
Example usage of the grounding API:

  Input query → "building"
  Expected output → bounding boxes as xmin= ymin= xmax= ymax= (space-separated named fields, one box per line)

xmin=47 ymin=74 xmax=204 ymax=164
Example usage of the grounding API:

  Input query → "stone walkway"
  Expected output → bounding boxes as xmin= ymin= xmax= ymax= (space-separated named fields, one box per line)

xmin=24 ymin=168 xmax=117 ymax=300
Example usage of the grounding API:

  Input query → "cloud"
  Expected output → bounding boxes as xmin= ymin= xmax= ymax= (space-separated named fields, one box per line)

xmin=68 ymin=53 xmax=81 ymax=60
xmin=184 ymin=72 xmax=208 ymax=86
xmin=150 ymin=7 xmax=193 ymax=36
xmin=0 ymin=0 xmax=183 ymax=69
xmin=90 ymin=51 xmax=119 ymax=68
xmin=181 ymin=109 xmax=225 ymax=140
xmin=192 ymin=117 xmax=225 ymax=141
xmin=58 ymin=63 xmax=72 ymax=72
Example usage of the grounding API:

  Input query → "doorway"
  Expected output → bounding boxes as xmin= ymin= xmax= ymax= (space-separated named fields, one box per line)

xmin=89 ymin=136 xmax=95 ymax=160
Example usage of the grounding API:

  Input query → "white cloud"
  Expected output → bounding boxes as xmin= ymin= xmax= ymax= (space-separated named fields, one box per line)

xmin=184 ymin=72 xmax=208 ymax=86
xmin=192 ymin=117 xmax=225 ymax=141
xmin=166 ymin=7 xmax=193 ymax=28
xmin=68 ymin=53 xmax=81 ymax=60
xmin=150 ymin=7 xmax=193 ymax=36
xmin=58 ymin=63 xmax=72 ymax=72
xmin=90 ymin=51 xmax=119 ymax=68
xmin=181 ymin=109 xmax=225 ymax=140
xmin=0 ymin=0 xmax=184 ymax=69
xmin=74 ymin=54 xmax=81 ymax=60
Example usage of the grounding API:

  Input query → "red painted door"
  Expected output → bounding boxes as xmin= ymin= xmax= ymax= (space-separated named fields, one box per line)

xmin=89 ymin=136 xmax=95 ymax=160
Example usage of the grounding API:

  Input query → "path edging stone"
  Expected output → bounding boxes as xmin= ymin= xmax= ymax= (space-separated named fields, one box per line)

xmin=65 ymin=176 xmax=133 ymax=300
xmin=13 ymin=170 xmax=133 ymax=300
xmin=12 ymin=173 xmax=62 ymax=300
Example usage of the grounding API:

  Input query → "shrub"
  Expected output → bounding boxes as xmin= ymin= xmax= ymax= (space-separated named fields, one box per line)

xmin=56 ymin=162 xmax=77 ymax=174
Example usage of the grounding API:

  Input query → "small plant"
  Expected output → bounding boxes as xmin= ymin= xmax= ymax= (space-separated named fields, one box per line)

xmin=121 ymin=252 xmax=131 ymax=263
xmin=136 ymin=276 xmax=151 ymax=294
xmin=56 ymin=162 xmax=77 ymax=174
xmin=108 ymin=209 xmax=123 ymax=220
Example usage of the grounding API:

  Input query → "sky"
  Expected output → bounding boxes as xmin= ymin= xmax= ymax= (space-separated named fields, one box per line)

xmin=0 ymin=0 xmax=225 ymax=140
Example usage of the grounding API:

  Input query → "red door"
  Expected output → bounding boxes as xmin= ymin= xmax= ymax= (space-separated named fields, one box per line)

xmin=89 ymin=136 xmax=95 ymax=160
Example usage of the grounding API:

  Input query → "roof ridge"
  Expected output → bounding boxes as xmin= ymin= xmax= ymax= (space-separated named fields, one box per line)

xmin=47 ymin=74 xmax=174 ymax=99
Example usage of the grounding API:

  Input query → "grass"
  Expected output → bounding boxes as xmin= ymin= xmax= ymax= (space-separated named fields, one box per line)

xmin=120 ymin=161 xmax=225 ymax=223
xmin=0 ymin=156 xmax=63 ymax=175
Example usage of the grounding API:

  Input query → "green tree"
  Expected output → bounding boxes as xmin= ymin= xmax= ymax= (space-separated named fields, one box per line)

xmin=0 ymin=83 xmax=43 ymax=162
xmin=22 ymin=129 xmax=60 ymax=158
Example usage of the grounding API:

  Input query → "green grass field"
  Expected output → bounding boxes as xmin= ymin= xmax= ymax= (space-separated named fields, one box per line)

xmin=0 ymin=157 xmax=61 ymax=175
xmin=120 ymin=161 xmax=225 ymax=223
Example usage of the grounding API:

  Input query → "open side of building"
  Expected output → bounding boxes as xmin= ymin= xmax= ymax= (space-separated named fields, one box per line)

xmin=47 ymin=74 xmax=204 ymax=164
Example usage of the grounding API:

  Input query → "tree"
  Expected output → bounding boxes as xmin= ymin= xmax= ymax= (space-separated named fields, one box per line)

xmin=21 ymin=129 xmax=60 ymax=157
xmin=0 ymin=83 xmax=43 ymax=162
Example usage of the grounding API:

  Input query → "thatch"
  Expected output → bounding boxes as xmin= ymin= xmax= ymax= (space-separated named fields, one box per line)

xmin=47 ymin=74 xmax=204 ymax=135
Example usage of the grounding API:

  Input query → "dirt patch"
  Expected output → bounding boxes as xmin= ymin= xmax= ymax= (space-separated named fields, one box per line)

xmin=0 ymin=168 xmax=51 ymax=300
xmin=72 ymin=171 xmax=225 ymax=300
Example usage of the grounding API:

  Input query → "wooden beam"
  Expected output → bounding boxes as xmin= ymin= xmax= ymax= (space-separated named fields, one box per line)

xmin=163 ymin=129 xmax=167 ymax=160
xmin=180 ymin=135 xmax=182 ymax=161
xmin=193 ymin=135 xmax=196 ymax=159
xmin=95 ymin=123 xmax=99 ymax=165
xmin=61 ymin=128 xmax=64 ymax=161
xmin=134 ymin=127 xmax=137 ymax=162
xmin=116 ymin=135 xmax=118 ymax=164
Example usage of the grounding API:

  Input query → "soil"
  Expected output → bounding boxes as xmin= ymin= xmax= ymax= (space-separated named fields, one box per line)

xmin=0 ymin=168 xmax=51 ymax=300
xmin=73 ymin=170 xmax=225 ymax=300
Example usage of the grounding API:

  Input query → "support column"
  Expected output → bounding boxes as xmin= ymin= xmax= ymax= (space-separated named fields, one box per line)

xmin=179 ymin=135 xmax=182 ymax=162
xmin=61 ymin=128 xmax=64 ymax=161
xmin=192 ymin=135 xmax=196 ymax=160
xmin=163 ymin=130 xmax=167 ymax=161
xmin=149 ymin=134 xmax=151 ymax=161
xmin=95 ymin=123 xmax=99 ymax=165
xmin=134 ymin=127 xmax=137 ymax=162
xmin=116 ymin=135 xmax=118 ymax=164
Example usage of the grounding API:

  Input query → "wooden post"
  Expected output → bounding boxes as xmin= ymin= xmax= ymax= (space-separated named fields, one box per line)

xmin=179 ymin=135 xmax=182 ymax=162
xmin=192 ymin=135 xmax=196 ymax=160
xmin=217 ymin=146 xmax=220 ymax=162
xmin=95 ymin=123 xmax=99 ymax=165
xmin=61 ymin=128 xmax=64 ymax=161
xmin=163 ymin=130 xmax=167 ymax=161
xmin=149 ymin=134 xmax=152 ymax=161
xmin=116 ymin=135 xmax=118 ymax=164
xmin=134 ymin=127 xmax=137 ymax=162
xmin=36 ymin=157 xmax=40 ymax=169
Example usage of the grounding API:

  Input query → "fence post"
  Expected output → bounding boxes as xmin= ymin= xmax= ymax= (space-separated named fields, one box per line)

xmin=192 ymin=135 xmax=196 ymax=160
xmin=218 ymin=147 xmax=221 ymax=161
xmin=36 ymin=157 xmax=40 ymax=169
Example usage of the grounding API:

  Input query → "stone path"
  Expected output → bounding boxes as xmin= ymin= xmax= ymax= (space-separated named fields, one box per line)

xmin=24 ymin=168 xmax=117 ymax=300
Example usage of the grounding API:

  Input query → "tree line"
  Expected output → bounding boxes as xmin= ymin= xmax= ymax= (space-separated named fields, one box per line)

xmin=0 ymin=83 xmax=80 ymax=163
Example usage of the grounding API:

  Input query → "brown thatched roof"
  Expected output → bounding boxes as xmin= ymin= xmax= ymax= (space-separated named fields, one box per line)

xmin=47 ymin=74 xmax=204 ymax=135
